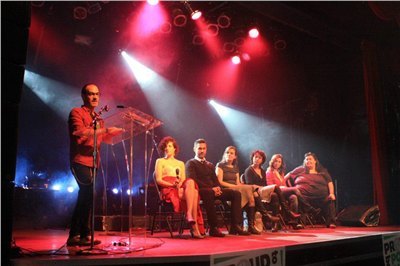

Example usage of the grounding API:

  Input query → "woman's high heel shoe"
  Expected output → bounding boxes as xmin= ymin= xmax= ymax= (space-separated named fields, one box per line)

xmin=190 ymin=229 xmax=204 ymax=239
xmin=187 ymin=215 xmax=196 ymax=226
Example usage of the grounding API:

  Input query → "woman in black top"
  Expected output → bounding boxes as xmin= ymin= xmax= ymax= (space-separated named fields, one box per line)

xmin=244 ymin=150 xmax=301 ymax=231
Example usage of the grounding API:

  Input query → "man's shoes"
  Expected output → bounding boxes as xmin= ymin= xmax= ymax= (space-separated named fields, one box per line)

xmin=79 ymin=236 xmax=101 ymax=246
xmin=66 ymin=235 xmax=81 ymax=246
xmin=209 ymin=227 xmax=225 ymax=237
xmin=229 ymin=225 xmax=251 ymax=236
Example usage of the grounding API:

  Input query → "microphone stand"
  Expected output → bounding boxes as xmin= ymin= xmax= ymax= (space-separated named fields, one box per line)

xmin=88 ymin=107 xmax=108 ymax=252
xmin=89 ymin=118 xmax=98 ymax=251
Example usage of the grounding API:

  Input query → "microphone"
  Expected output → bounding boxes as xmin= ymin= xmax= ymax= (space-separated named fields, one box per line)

xmin=92 ymin=105 xmax=109 ymax=125
xmin=175 ymin=168 xmax=180 ymax=181
xmin=146 ymin=130 xmax=158 ymax=138
xmin=101 ymin=105 xmax=110 ymax=112
xmin=117 ymin=105 xmax=125 ymax=108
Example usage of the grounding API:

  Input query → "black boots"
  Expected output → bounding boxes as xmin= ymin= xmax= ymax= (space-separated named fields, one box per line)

xmin=255 ymin=197 xmax=280 ymax=223
xmin=273 ymin=185 xmax=301 ymax=220
xmin=247 ymin=207 xmax=261 ymax=235
xmin=229 ymin=224 xmax=251 ymax=235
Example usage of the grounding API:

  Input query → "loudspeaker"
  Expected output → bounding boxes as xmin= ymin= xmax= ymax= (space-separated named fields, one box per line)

xmin=337 ymin=205 xmax=380 ymax=227
xmin=94 ymin=215 xmax=149 ymax=231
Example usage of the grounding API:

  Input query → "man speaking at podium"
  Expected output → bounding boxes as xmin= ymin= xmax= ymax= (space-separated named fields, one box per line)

xmin=67 ymin=83 xmax=123 ymax=246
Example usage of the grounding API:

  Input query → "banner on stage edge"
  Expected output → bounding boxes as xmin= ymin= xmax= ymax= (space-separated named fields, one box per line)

xmin=211 ymin=246 xmax=285 ymax=266
xmin=383 ymin=232 xmax=400 ymax=266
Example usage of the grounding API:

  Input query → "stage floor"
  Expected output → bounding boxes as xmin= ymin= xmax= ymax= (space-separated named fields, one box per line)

xmin=9 ymin=225 xmax=400 ymax=266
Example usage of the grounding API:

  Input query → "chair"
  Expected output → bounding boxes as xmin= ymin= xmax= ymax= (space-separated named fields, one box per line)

xmin=286 ymin=177 xmax=327 ymax=227
xmin=150 ymin=172 xmax=186 ymax=238
xmin=200 ymin=199 xmax=230 ymax=232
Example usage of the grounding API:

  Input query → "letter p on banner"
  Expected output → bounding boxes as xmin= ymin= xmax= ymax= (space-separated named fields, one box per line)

xmin=382 ymin=233 xmax=400 ymax=266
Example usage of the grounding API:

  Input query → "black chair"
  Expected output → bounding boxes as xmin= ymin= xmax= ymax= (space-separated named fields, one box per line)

xmin=199 ymin=198 xmax=230 ymax=233
xmin=286 ymin=177 xmax=329 ymax=227
xmin=150 ymin=172 xmax=186 ymax=238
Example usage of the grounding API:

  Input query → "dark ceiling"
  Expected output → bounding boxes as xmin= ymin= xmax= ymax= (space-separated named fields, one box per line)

xmin=30 ymin=1 xmax=400 ymax=51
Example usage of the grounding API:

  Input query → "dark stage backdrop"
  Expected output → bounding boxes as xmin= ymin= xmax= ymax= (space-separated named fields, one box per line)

xmin=11 ymin=2 xmax=400 ymax=225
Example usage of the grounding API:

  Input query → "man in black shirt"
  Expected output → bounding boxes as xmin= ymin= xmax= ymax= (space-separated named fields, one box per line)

xmin=185 ymin=139 xmax=249 ymax=237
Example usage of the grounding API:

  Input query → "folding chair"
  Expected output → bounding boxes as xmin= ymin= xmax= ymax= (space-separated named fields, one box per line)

xmin=150 ymin=172 xmax=186 ymax=238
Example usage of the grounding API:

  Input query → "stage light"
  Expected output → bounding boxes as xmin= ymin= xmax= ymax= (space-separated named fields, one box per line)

xmin=31 ymin=1 xmax=45 ymax=8
xmin=191 ymin=10 xmax=202 ymax=20
xmin=73 ymin=6 xmax=88 ymax=20
xmin=192 ymin=34 xmax=204 ymax=45
xmin=147 ymin=0 xmax=159 ymax=6
xmin=231 ymin=55 xmax=241 ymax=65
xmin=242 ymin=53 xmax=251 ymax=61
xmin=274 ymin=39 xmax=287 ymax=50
xmin=159 ymin=21 xmax=172 ymax=33
xmin=223 ymin=42 xmax=236 ymax=53
xmin=217 ymin=14 xmax=231 ymax=29
xmin=234 ymin=37 xmax=245 ymax=47
xmin=206 ymin=24 xmax=219 ymax=36
xmin=248 ymin=28 xmax=260 ymax=38
xmin=52 ymin=184 xmax=61 ymax=191
xmin=127 ymin=189 xmax=131 ymax=195
xmin=209 ymin=99 xmax=230 ymax=118
xmin=112 ymin=188 xmax=119 ymax=194
xmin=87 ymin=2 xmax=102 ymax=15
xmin=139 ymin=187 xmax=145 ymax=195
xmin=67 ymin=186 xmax=74 ymax=193
xmin=173 ymin=8 xmax=187 ymax=27
xmin=184 ymin=1 xmax=202 ymax=20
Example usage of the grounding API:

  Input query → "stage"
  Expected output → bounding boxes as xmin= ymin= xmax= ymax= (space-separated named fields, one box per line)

xmin=9 ymin=225 xmax=400 ymax=266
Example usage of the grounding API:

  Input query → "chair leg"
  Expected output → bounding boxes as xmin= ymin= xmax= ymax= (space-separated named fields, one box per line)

xmin=178 ymin=213 xmax=186 ymax=236
xmin=304 ymin=214 xmax=314 ymax=228
xmin=277 ymin=214 xmax=288 ymax=231
xmin=216 ymin=204 xmax=229 ymax=231
xmin=165 ymin=214 xmax=174 ymax=238
xmin=150 ymin=213 xmax=157 ymax=235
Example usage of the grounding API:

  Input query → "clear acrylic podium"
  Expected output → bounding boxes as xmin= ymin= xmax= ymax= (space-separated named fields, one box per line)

xmin=103 ymin=107 xmax=162 ymax=251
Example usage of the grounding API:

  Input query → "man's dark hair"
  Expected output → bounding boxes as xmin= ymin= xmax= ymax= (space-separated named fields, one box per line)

xmin=194 ymin=138 xmax=206 ymax=147
xmin=81 ymin=83 xmax=97 ymax=95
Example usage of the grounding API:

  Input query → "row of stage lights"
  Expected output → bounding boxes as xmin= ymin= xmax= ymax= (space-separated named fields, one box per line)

xmin=147 ymin=0 xmax=264 ymax=65
xmin=43 ymin=185 xmax=138 ymax=196
xmin=147 ymin=0 xmax=202 ymax=21
xmin=69 ymin=0 xmax=270 ymax=64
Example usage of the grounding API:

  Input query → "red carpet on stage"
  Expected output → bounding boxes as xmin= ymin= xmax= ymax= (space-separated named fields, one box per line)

xmin=10 ymin=226 xmax=400 ymax=265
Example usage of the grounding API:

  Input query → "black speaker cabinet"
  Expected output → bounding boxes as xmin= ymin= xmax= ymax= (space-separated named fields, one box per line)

xmin=94 ymin=215 xmax=149 ymax=231
xmin=337 ymin=205 xmax=380 ymax=227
